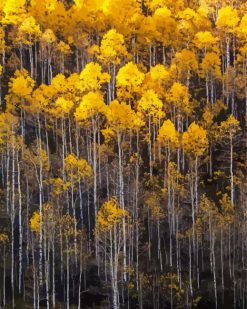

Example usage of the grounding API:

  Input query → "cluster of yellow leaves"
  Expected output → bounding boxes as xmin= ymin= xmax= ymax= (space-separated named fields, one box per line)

xmin=3 ymin=0 xmax=26 ymax=25
xmin=200 ymin=52 xmax=221 ymax=80
xmin=172 ymin=49 xmax=198 ymax=78
xmin=144 ymin=64 xmax=170 ymax=96
xmin=96 ymin=197 xmax=129 ymax=232
xmin=216 ymin=6 xmax=239 ymax=32
xmin=193 ymin=31 xmax=218 ymax=51
xmin=105 ymin=100 xmax=141 ymax=133
xmin=116 ymin=62 xmax=144 ymax=99
xmin=74 ymin=92 xmax=106 ymax=123
xmin=30 ymin=211 xmax=40 ymax=232
xmin=57 ymin=41 xmax=71 ymax=55
xmin=0 ymin=112 xmax=18 ymax=144
xmin=9 ymin=70 xmax=35 ymax=99
xmin=137 ymin=90 xmax=164 ymax=121
xmin=218 ymin=114 xmax=240 ymax=138
xmin=19 ymin=16 xmax=41 ymax=44
xmin=182 ymin=122 xmax=208 ymax=157
xmin=64 ymin=154 xmax=93 ymax=181
xmin=53 ymin=97 xmax=73 ymax=117
xmin=166 ymin=82 xmax=191 ymax=115
xmin=41 ymin=28 xmax=56 ymax=44
xmin=98 ymin=28 xmax=128 ymax=64
xmin=158 ymin=119 xmax=179 ymax=148
xmin=49 ymin=177 xmax=68 ymax=196
xmin=145 ymin=192 xmax=164 ymax=220
xmin=0 ymin=232 xmax=8 ymax=244
xmin=79 ymin=62 xmax=110 ymax=92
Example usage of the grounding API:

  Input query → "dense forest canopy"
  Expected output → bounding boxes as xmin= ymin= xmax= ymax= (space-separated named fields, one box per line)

xmin=0 ymin=0 xmax=246 ymax=308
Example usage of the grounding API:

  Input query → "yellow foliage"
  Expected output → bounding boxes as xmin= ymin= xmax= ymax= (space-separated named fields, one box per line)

xmin=53 ymin=97 xmax=73 ymax=117
xmin=79 ymin=62 xmax=110 ymax=92
xmin=145 ymin=193 xmax=164 ymax=220
xmin=219 ymin=193 xmax=234 ymax=225
xmin=41 ymin=28 xmax=56 ymax=44
xmin=30 ymin=211 xmax=41 ymax=232
xmin=216 ymin=6 xmax=239 ymax=32
xmin=202 ymin=107 xmax=214 ymax=127
xmin=0 ymin=112 xmax=18 ymax=144
xmin=96 ymin=197 xmax=129 ymax=232
xmin=105 ymin=100 xmax=138 ymax=132
xmin=19 ymin=16 xmax=41 ymax=44
xmin=218 ymin=114 xmax=241 ymax=138
xmin=57 ymin=41 xmax=71 ymax=55
xmin=193 ymin=31 xmax=218 ymax=51
xmin=182 ymin=122 xmax=208 ymax=156
xmin=116 ymin=62 xmax=144 ymax=98
xmin=50 ymin=177 xmax=68 ymax=196
xmin=60 ymin=214 xmax=76 ymax=237
xmin=237 ymin=14 xmax=247 ymax=39
xmin=98 ymin=29 xmax=128 ymax=64
xmin=137 ymin=90 xmax=164 ymax=120
xmin=74 ymin=91 xmax=106 ymax=123
xmin=101 ymin=127 xmax=115 ymax=143
xmin=200 ymin=52 xmax=221 ymax=80
xmin=172 ymin=49 xmax=198 ymax=78
xmin=166 ymin=82 xmax=191 ymax=115
xmin=9 ymin=70 xmax=35 ymax=98
xmin=50 ymin=73 xmax=67 ymax=92
xmin=64 ymin=154 xmax=92 ymax=181
xmin=158 ymin=119 xmax=179 ymax=148
xmin=3 ymin=0 xmax=26 ymax=25
xmin=0 ymin=233 xmax=8 ymax=244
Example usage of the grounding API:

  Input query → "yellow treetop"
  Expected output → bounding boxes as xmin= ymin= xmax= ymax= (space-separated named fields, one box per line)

xmin=79 ymin=62 xmax=110 ymax=92
xmin=116 ymin=62 xmax=145 ymax=99
xmin=95 ymin=197 xmax=129 ymax=233
xmin=64 ymin=154 xmax=92 ymax=181
xmin=200 ymin=52 xmax=221 ymax=80
xmin=182 ymin=122 xmax=208 ymax=157
xmin=41 ymin=28 xmax=56 ymax=44
xmin=237 ymin=13 xmax=247 ymax=40
xmin=101 ymin=0 xmax=141 ymax=37
xmin=172 ymin=49 xmax=198 ymax=78
xmin=57 ymin=41 xmax=71 ymax=55
xmin=98 ymin=29 xmax=128 ymax=64
xmin=50 ymin=73 xmax=67 ymax=92
xmin=8 ymin=70 xmax=35 ymax=105
xmin=19 ymin=16 xmax=41 ymax=45
xmin=3 ymin=0 xmax=26 ymax=25
xmin=218 ymin=114 xmax=241 ymax=138
xmin=166 ymin=82 xmax=191 ymax=115
xmin=52 ymin=97 xmax=74 ymax=117
xmin=216 ymin=6 xmax=239 ymax=32
xmin=137 ymin=90 xmax=164 ymax=121
xmin=74 ymin=91 xmax=106 ymax=123
xmin=30 ymin=211 xmax=41 ymax=232
xmin=193 ymin=31 xmax=218 ymax=51
xmin=143 ymin=64 xmax=170 ymax=96
xmin=105 ymin=100 xmax=138 ymax=132
xmin=157 ymin=119 xmax=179 ymax=148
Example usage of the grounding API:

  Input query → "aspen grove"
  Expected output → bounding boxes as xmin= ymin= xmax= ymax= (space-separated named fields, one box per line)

xmin=0 ymin=0 xmax=246 ymax=308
